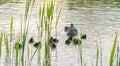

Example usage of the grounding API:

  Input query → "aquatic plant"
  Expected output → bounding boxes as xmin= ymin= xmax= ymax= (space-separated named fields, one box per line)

xmin=110 ymin=32 xmax=118 ymax=66
xmin=0 ymin=33 xmax=3 ymax=57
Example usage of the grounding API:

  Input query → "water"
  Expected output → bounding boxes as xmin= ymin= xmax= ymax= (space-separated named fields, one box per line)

xmin=0 ymin=0 xmax=120 ymax=66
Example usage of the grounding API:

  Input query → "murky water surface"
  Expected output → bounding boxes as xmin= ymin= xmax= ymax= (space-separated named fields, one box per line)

xmin=0 ymin=0 xmax=120 ymax=66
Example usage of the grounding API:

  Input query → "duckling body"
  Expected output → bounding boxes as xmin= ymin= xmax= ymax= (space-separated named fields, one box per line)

xmin=29 ymin=37 xmax=34 ymax=44
xmin=81 ymin=34 xmax=87 ymax=39
xmin=50 ymin=37 xmax=59 ymax=43
xmin=50 ymin=37 xmax=59 ymax=49
xmin=65 ymin=39 xmax=71 ymax=45
xmin=64 ymin=26 xmax=69 ymax=32
xmin=73 ymin=38 xmax=81 ymax=45
xmin=51 ymin=43 xmax=56 ymax=49
xmin=34 ymin=41 xmax=41 ymax=48
xmin=65 ymin=24 xmax=78 ymax=37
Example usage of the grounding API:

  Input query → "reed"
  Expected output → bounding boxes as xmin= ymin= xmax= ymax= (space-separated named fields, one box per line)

xmin=78 ymin=30 xmax=83 ymax=66
xmin=10 ymin=17 xmax=13 ymax=42
xmin=96 ymin=43 xmax=99 ymax=66
xmin=21 ymin=0 xmax=35 ymax=65
xmin=116 ymin=43 xmax=120 ymax=66
xmin=0 ymin=33 xmax=3 ymax=57
xmin=4 ymin=34 xmax=9 ymax=57
xmin=15 ymin=41 xmax=20 ymax=66
xmin=110 ymin=32 xmax=118 ymax=66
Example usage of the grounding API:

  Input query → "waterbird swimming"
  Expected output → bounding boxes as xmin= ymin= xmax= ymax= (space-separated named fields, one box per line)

xmin=34 ymin=41 xmax=41 ymax=48
xmin=50 ymin=37 xmax=59 ymax=44
xmin=50 ymin=37 xmax=59 ymax=49
xmin=29 ymin=37 xmax=34 ymax=44
xmin=65 ymin=24 xmax=78 ymax=37
xmin=81 ymin=34 xmax=87 ymax=39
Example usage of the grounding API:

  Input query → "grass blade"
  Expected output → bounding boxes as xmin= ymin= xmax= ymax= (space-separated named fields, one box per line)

xmin=10 ymin=17 xmax=13 ymax=41
xmin=96 ymin=43 xmax=99 ymax=66
xmin=0 ymin=33 xmax=3 ymax=57
xmin=110 ymin=32 xmax=118 ymax=66
xmin=4 ymin=34 xmax=9 ymax=57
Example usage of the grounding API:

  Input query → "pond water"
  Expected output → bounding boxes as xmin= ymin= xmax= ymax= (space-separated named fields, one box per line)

xmin=0 ymin=0 xmax=120 ymax=66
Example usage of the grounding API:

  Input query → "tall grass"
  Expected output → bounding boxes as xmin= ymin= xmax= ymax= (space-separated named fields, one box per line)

xmin=21 ymin=0 xmax=35 ymax=65
xmin=10 ymin=17 xmax=13 ymax=42
xmin=78 ymin=31 xmax=83 ymax=66
xmin=0 ymin=34 xmax=3 ymax=57
xmin=110 ymin=32 xmax=118 ymax=66
xmin=96 ymin=43 xmax=99 ymax=66
xmin=4 ymin=34 xmax=9 ymax=57
xmin=55 ymin=5 xmax=61 ymax=37
xmin=15 ymin=41 xmax=20 ymax=66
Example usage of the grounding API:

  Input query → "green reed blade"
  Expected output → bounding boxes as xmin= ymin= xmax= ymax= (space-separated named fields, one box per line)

xmin=21 ymin=33 xmax=27 ymax=61
xmin=15 ymin=41 xmax=19 ymax=66
xmin=79 ymin=29 xmax=83 ymax=66
xmin=56 ymin=6 xmax=61 ymax=26
xmin=0 ymin=33 xmax=3 ymax=57
xmin=20 ymin=15 xmax=23 ymax=41
xmin=30 ymin=49 xmax=37 ymax=62
xmin=24 ymin=0 xmax=32 ymax=21
xmin=10 ymin=17 xmax=13 ymax=41
xmin=40 ymin=3 xmax=45 ymax=28
xmin=96 ymin=43 xmax=99 ymax=66
xmin=47 ymin=0 xmax=54 ymax=21
xmin=4 ymin=34 xmax=9 ymax=57
xmin=110 ymin=32 xmax=118 ymax=66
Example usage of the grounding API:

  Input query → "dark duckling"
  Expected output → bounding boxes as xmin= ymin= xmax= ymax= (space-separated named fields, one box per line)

xmin=73 ymin=38 xmax=81 ymax=45
xmin=50 ymin=37 xmax=59 ymax=43
xmin=51 ymin=43 xmax=56 ymax=49
xmin=66 ymin=24 xmax=78 ymax=37
xmin=29 ymin=37 xmax=34 ymax=44
xmin=15 ymin=42 xmax=22 ymax=50
xmin=65 ymin=39 xmax=71 ymax=45
xmin=81 ymin=34 xmax=87 ymax=39
xmin=64 ymin=26 xmax=69 ymax=32
xmin=34 ymin=41 xmax=41 ymax=49
xmin=65 ymin=36 xmax=73 ymax=45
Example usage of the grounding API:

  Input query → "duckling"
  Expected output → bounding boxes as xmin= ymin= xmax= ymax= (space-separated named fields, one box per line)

xmin=81 ymin=34 xmax=87 ymax=39
xmin=65 ymin=36 xmax=72 ymax=45
xmin=64 ymin=26 xmax=69 ymax=32
xmin=15 ymin=42 xmax=22 ymax=50
xmin=50 ymin=37 xmax=59 ymax=43
xmin=65 ymin=39 xmax=71 ymax=45
xmin=51 ymin=43 xmax=56 ymax=49
xmin=66 ymin=24 xmax=78 ymax=37
xmin=50 ymin=37 xmax=59 ymax=49
xmin=34 ymin=41 xmax=41 ymax=48
xmin=73 ymin=38 xmax=81 ymax=45
xmin=29 ymin=37 xmax=34 ymax=44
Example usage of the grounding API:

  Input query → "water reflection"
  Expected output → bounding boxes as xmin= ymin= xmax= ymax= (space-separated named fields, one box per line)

xmin=65 ymin=0 xmax=120 ymax=10
xmin=0 ymin=0 xmax=21 ymax=4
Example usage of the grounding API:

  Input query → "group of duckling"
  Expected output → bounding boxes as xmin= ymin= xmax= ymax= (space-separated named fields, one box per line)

xmin=14 ymin=24 xmax=86 ymax=50
xmin=65 ymin=24 xmax=86 ymax=45
xmin=14 ymin=36 xmax=59 ymax=50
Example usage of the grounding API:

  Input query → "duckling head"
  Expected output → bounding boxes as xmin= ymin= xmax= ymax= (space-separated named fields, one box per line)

xmin=64 ymin=26 xmax=69 ymax=32
xmin=70 ymin=24 xmax=74 ymax=27
xmin=29 ymin=37 xmax=34 ymax=44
